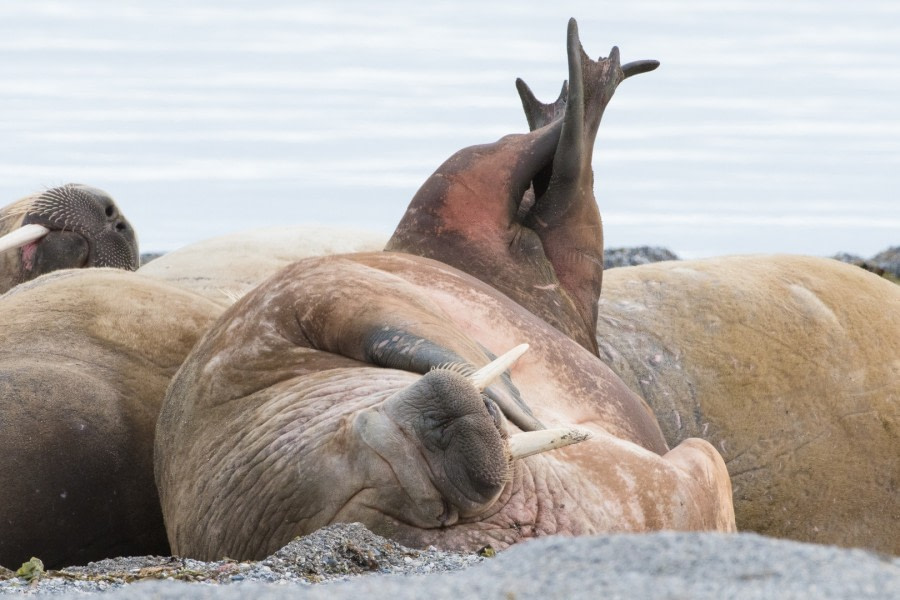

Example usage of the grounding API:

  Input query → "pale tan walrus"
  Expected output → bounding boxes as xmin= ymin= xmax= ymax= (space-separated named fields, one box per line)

xmin=597 ymin=255 xmax=899 ymax=554
xmin=155 ymin=19 xmax=734 ymax=561
xmin=0 ymin=269 xmax=223 ymax=569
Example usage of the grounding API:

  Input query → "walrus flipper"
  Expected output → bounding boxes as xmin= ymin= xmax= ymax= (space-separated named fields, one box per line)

xmin=521 ymin=19 xmax=659 ymax=353
xmin=385 ymin=112 xmax=580 ymax=341
xmin=516 ymin=78 xmax=568 ymax=131
xmin=515 ymin=50 xmax=657 ymax=132
xmin=388 ymin=19 xmax=657 ymax=355
xmin=273 ymin=257 xmax=545 ymax=432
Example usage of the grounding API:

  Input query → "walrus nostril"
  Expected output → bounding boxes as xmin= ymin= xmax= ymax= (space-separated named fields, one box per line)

xmin=115 ymin=221 xmax=127 ymax=232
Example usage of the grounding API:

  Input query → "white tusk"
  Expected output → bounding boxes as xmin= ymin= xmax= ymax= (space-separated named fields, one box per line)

xmin=508 ymin=427 xmax=592 ymax=460
xmin=0 ymin=224 xmax=50 ymax=254
xmin=468 ymin=343 xmax=529 ymax=391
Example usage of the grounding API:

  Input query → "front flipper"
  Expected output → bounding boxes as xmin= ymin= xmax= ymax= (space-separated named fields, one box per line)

xmin=387 ymin=19 xmax=658 ymax=354
xmin=276 ymin=257 xmax=545 ymax=432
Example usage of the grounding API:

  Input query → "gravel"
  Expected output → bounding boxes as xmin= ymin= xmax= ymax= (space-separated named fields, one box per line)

xmin=0 ymin=524 xmax=483 ymax=596
xmin=1 ymin=524 xmax=897 ymax=599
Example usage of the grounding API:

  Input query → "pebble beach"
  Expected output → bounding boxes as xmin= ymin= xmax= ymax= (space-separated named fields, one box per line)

xmin=2 ymin=523 xmax=898 ymax=599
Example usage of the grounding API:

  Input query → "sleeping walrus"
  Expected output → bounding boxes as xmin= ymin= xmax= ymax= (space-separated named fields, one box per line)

xmin=0 ymin=184 xmax=138 ymax=294
xmin=596 ymin=255 xmax=900 ymax=554
xmin=138 ymin=225 xmax=387 ymax=304
xmin=154 ymin=19 xmax=734 ymax=561
xmin=0 ymin=269 xmax=223 ymax=569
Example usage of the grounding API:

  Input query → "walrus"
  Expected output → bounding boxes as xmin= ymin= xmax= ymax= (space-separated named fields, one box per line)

xmin=596 ymin=255 xmax=900 ymax=554
xmin=0 ymin=184 xmax=139 ymax=294
xmin=154 ymin=19 xmax=734 ymax=561
xmin=0 ymin=268 xmax=224 ymax=569
xmin=0 ymin=225 xmax=386 ymax=569
xmin=138 ymin=225 xmax=387 ymax=305
xmin=386 ymin=28 xmax=657 ymax=355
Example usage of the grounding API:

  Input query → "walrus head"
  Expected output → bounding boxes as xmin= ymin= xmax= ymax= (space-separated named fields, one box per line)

xmin=0 ymin=184 xmax=138 ymax=292
xmin=352 ymin=344 xmax=590 ymax=525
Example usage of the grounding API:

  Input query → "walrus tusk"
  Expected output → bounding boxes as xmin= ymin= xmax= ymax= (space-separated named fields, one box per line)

xmin=468 ymin=344 xmax=530 ymax=391
xmin=0 ymin=224 xmax=50 ymax=254
xmin=508 ymin=427 xmax=592 ymax=460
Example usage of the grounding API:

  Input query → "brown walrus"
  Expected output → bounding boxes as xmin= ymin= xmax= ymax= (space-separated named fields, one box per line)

xmin=154 ymin=19 xmax=734 ymax=561
xmin=0 ymin=184 xmax=138 ymax=294
xmin=596 ymin=255 xmax=900 ymax=554
xmin=0 ymin=269 xmax=223 ymax=569
xmin=0 ymin=227 xmax=387 ymax=569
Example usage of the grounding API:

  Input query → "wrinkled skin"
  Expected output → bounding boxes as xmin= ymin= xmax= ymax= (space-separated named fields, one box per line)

xmin=155 ymin=20 xmax=734 ymax=561
xmin=386 ymin=22 xmax=656 ymax=355
xmin=156 ymin=254 xmax=734 ymax=560
xmin=0 ymin=184 xmax=138 ymax=293
xmin=0 ymin=269 xmax=223 ymax=569
xmin=597 ymin=256 xmax=900 ymax=554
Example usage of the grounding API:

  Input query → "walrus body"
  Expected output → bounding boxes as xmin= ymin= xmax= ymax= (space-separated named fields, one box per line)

xmin=596 ymin=255 xmax=900 ymax=553
xmin=155 ymin=252 xmax=734 ymax=560
xmin=155 ymin=20 xmax=733 ymax=561
xmin=0 ymin=184 xmax=138 ymax=294
xmin=0 ymin=269 xmax=223 ymax=569
xmin=139 ymin=225 xmax=387 ymax=304
xmin=0 ymin=228 xmax=385 ymax=568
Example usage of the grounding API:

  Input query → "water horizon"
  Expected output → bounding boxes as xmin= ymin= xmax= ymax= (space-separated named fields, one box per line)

xmin=2 ymin=1 xmax=898 ymax=259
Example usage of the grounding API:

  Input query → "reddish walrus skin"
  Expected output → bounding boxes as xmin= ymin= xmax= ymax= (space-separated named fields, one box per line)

xmin=155 ymin=19 xmax=734 ymax=561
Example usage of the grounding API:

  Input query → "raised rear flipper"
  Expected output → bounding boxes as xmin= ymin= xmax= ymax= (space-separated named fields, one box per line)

xmin=387 ymin=19 xmax=658 ymax=354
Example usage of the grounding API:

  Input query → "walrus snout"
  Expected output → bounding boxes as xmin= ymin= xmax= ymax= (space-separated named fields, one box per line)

xmin=0 ymin=183 xmax=139 ymax=293
xmin=21 ymin=184 xmax=139 ymax=273
xmin=96 ymin=191 xmax=132 ymax=234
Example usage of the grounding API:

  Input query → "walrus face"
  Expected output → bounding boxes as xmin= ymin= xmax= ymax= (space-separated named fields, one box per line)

xmin=156 ymin=312 xmax=590 ymax=560
xmin=346 ymin=348 xmax=584 ymax=530
xmin=0 ymin=184 xmax=138 ymax=289
xmin=355 ymin=369 xmax=511 ymax=524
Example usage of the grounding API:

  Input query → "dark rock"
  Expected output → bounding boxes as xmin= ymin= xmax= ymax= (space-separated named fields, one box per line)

xmin=870 ymin=246 xmax=900 ymax=278
xmin=139 ymin=252 xmax=165 ymax=266
xmin=833 ymin=248 xmax=900 ymax=283
xmin=604 ymin=246 xmax=678 ymax=269
xmin=831 ymin=253 xmax=885 ymax=276
xmin=831 ymin=252 xmax=866 ymax=265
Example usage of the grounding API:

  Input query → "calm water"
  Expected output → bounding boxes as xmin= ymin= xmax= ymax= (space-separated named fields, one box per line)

xmin=1 ymin=1 xmax=898 ymax=258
